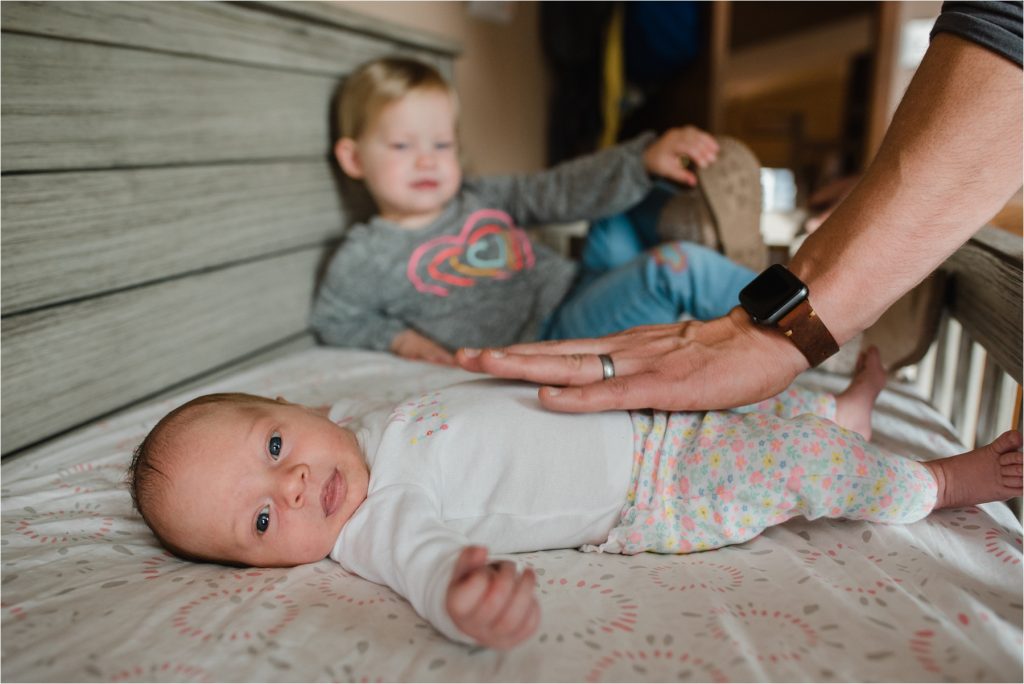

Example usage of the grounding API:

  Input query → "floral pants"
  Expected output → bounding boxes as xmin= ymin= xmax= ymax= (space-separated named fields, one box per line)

xmin=595 ymin=387 xmax=938 ymax=555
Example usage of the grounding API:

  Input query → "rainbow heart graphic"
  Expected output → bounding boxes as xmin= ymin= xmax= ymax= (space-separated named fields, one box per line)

xmin=406 ymin=209 xmax=535 ymax=297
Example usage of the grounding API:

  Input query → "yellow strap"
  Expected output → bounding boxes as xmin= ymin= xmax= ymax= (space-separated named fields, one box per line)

xmin=599 ymin=3 xmax=624 ymax=149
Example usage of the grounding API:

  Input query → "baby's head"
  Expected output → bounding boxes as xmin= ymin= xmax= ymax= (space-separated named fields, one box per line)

xmin=128 ymin=393 xmax=369 ymax=567
xmin=334 ymin=56 xmax=462 ymax=227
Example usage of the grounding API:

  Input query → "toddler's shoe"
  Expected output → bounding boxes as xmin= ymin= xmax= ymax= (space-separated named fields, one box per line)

xmin=655 ymin=185 xmax=719 ymax=250
xmin=694 ymin=137 xmax=767 ymax=272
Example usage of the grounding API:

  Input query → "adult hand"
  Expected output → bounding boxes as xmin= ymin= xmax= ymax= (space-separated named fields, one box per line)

xmin=643 ymin=125 xmax=719 ymax=187
xmin=447 ymin=546 xmax=540 ymax=650
xmin=456 ymin=309 xmax=808 ymax=413
xmin=390 ymin=329 xmax=456 ymax=366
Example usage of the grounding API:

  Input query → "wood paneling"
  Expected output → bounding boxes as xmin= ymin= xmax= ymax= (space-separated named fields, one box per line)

xmin=2 ymin=249 xmax=322 ymax=454
xmin=1 ymin=1 xmax=458 ymax=454
xmin=256 ymin=1 xmax=460 ymax=58
xmin=0 ymin=1 xmax=453 ymax=75
xmin=1 ymin=33 xmax=338 ymax=172
xmin=2 ymin=161 xmax=344 ymax=313
xmin=944 ymin=226 xmax=1023 ymax=384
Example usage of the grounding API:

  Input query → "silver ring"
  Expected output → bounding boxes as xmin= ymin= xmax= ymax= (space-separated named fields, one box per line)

xmin=598 ymin=354 xmax=615 ymax=380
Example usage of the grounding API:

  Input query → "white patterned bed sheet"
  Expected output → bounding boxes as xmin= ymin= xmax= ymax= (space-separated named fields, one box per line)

xmin=2 ymin=347 xmax=1021 ymax=682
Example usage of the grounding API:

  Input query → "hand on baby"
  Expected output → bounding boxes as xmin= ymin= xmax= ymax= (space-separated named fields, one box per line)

xmin=643 ymin=125 xmax=719 ymax=187
xmin=447 ymin=546 xmax=540 ymax=650
xmin=390 ymin=329 xmax=456 ymax=366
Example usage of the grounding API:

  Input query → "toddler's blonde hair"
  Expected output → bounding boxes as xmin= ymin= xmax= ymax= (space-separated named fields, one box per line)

xmin=337 ymin=56 xmax=456 ymax=140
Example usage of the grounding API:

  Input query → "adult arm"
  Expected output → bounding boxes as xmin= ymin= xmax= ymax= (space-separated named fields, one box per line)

xmin=457 ymin=30 xmax=1022 ymax=412
xmin=791 ymin=31 xmax=1022 ymax=345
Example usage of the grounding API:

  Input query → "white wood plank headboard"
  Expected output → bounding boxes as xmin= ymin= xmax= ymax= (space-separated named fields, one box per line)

xmin=1 ymin=1 xmax=459 ymax=455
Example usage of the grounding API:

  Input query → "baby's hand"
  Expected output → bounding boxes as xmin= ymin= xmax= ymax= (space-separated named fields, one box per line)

xmin=643 ymin=125 xmax=719 ymax=186
xmin=446 ymin=546 xmax=540 ymax=650
xmin=390 ymin=329 xmax=456 ymax=366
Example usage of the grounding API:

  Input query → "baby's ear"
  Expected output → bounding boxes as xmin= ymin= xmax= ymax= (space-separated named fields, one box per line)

xmin=335 ymin=138 xmax=363 ymax=179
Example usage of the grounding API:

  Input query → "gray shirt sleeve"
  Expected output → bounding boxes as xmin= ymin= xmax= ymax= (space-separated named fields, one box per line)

xmin=470 ymin=133 xmax=658 ymax=226
xmin=932 ymin=1 xmax=1023 ymax=67
xmin=310 ymin=235 xmax=406 ymax=351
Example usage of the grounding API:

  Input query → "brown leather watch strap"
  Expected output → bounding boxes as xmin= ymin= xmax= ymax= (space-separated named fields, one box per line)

xmin=777 ymin=298 xmax=840 ymax=367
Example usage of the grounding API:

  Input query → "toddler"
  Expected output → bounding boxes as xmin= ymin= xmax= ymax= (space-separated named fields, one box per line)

xmin=311 ymin=56 xmax=755 ymax=365
xmin=128 ymin=348 xmax=1023 ymax=650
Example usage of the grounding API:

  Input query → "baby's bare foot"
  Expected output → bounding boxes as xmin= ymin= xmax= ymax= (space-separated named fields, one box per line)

xmin=834 ymin=346 xmax=886 ymax=440
xmin=926 ymin=430 xmax=1024 ymax=510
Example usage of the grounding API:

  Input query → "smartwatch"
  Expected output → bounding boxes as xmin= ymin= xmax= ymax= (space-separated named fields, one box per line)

xmin=739 ymin=264 xmax=839 ymax=367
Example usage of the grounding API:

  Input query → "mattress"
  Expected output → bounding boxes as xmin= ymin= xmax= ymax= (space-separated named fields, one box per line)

xmin=2 ymin=347 xmax=1021 ymax=682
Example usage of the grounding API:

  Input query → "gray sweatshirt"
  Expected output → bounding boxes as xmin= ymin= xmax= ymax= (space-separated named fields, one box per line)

xmin=311 ymin=133 xmax=655 ymax=351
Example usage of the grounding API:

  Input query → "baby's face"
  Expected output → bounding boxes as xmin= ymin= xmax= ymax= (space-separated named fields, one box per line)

xmin=353 ymin=88 xmax=461 ymax=227
xmin=155 ymin=399 xmax=369 ymax=567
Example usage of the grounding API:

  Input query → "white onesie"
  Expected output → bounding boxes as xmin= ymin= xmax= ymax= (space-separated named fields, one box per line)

xmin=328 ymin=379 xmax=633 ymax=644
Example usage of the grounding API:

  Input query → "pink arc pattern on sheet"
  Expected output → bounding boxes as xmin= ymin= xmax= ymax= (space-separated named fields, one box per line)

xmin=109 ymin=663 xmax=211 ymax=683
xmin=171 ymin=584 xmax=300 ymax=641
xmin=543 ymin=577 xmax=639 ymax=634
xmin=586 ymin=649 xmax=728 ymax=683
xmin=406 ymin=208 xmax=535 ymax=296
xmin=645 ymin=559 xmax=745 ymax=593
xmin=706 ymin=604 xmax=819 ymax=663
xmin=15 ymin=504 xmax=114 ymax=544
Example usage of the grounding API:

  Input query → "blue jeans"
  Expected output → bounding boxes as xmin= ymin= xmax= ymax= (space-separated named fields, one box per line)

xmin=580 ymin=181 xmax=673 ymax=273
xmin=542 ymin=189 xmax=755 ymax=340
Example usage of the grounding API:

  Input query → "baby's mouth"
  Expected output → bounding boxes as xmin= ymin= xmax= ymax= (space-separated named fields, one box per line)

xmin=320 ymin=469 xmax=344 ymax=518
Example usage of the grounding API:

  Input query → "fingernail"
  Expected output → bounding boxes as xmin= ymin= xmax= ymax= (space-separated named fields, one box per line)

xmin=545 ymin=387 xmax=562 ymax=396
xmin=462 ymin=348 xmax=480 ymax=358
xmin=489 ymin=350 xmax=506 ymax=358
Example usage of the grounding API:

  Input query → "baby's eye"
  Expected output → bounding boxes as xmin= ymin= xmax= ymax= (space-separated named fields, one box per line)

xmin=435 ymin=142 xmax=453 ymax=150
xmin=256 ymin=505 xmax=270 ymax=535
xmin=268 ymin=432 xmax=282 ymax=459
xmin=389 ymin=142 xmax=409 ymax=151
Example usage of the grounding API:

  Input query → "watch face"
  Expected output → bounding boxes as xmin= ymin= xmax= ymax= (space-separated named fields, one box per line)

xmin=739 ymin=264 xmax=809 ymax=325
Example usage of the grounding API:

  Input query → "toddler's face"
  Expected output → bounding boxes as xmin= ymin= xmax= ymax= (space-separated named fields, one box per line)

xmin=349 ymin=88 xmax=461 ymax=226
xmin=154 ymin=399 xmax=369 ymax=567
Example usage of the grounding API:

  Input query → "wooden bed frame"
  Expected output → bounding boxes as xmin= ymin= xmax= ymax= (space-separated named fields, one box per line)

xmin=917 ymin=226 xmax=1022 ymax=450
xmin=2 ymin=1 xmax=1021 ymax=463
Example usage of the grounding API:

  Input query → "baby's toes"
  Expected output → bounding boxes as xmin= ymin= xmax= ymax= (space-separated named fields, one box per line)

xmin=991 ymin=430 xmax=1022 ymax=454
xmin=998 ymin=451 xmax=1023 ymax=488
xmin=998 ymin=449 xmax=1023 ymax=466
xmin=997 ymin=449 xmax=1023 ymax=488
xmin=1000 ymin=473 xmax=1023 ymax=489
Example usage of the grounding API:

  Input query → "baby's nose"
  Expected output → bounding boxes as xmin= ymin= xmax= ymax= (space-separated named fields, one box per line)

xmin=281 ymin=463 xmax=309 ymax=508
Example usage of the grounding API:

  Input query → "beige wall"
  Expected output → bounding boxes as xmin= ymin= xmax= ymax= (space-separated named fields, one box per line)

xmin=334 ymin=1 xmax=548 ymax=175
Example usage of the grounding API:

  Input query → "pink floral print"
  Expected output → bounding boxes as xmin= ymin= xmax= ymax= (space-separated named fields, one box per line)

xmin=599 ymin=387 xmax=937 ymax=554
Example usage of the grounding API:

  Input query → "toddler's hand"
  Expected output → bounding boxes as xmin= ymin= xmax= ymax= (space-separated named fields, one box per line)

xmin=390 ymin=329 xmax=456 ymax=366
xmin=446 ymin=546 xmax=540 ymax=650
xmin=643 ymin=125 xmax=719 ymax=186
